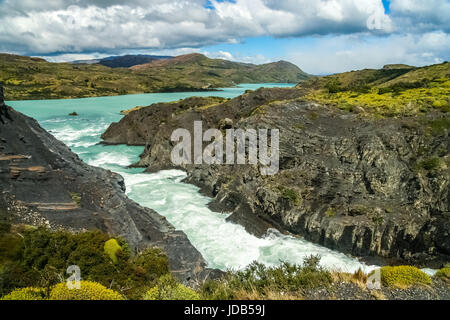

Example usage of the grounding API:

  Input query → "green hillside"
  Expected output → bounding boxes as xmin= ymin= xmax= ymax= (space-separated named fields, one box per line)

xmin=302 ymin=62 xmax=450 ymax=116
xmin=0 ymin=53 xmax=309 ymax=100
xmin=131 ymin=54 xmax=310 ymax=86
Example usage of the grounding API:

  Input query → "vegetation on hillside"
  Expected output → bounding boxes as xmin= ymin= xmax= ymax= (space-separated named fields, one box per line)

xmin=143 ymin=275 xmax=200 ymax=300
xmin=200 ymin=257 xmax=332 ymax=300
xmin=49 ymin=281 xmax=124 ymax=300
xmin=0 ymin=223 xmax=169 ymax=299
xmin=0 ymin=53 xmax=309 ymax=100
xmin=0 ymin=223 xmax=447 ymax=300
xmin=303 ymin=62 xmax=450 ymax=116
xmin=379 ymin=266 xmax=432 ymax=288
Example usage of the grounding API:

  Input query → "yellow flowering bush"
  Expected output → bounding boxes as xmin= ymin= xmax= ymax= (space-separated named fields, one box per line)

xmin=143 ymin=275 xmax=200 ymax=300
xmin=435 ymin=267 xmax=450 ymax=280
xmin=104 ymin=238 xmax=122 ymax=264
xmin=49 ymin=281 xmax=124 ymax=300
xmin=380 ymin=266 xmax=432 ymax=288
xmin=1 ymin=287 xmax=46 ymax=300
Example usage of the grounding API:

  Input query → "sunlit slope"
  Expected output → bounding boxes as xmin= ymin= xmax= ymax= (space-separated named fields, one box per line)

xmin=302 ymin=62 xmax=450 ymax=116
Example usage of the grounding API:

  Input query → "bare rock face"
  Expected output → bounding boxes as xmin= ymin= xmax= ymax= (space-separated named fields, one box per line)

xmin=101 ymin=87 xmax=450 ymax=268
xmin=0 ymin=86 xmax=209 ymax=283
xmin=0 ymin=86 xmax=12 ymax=124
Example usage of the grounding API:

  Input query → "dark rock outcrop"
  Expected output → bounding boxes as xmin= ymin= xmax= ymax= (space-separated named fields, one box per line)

xmin=102 ymin=87 xmax=450 ymax=268
xmin=0 ymin=86 xmax=12 ymax=124
xmin=0 ymin=87 xmax=211 ymax=283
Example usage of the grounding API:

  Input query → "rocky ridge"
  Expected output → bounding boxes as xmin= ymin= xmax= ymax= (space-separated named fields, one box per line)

xmin=102 ymin=83 xmax=450 ymax=268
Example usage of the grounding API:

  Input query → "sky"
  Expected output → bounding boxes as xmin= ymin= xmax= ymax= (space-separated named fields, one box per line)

xmin=0 ymin=0 xmax=448 ymax=74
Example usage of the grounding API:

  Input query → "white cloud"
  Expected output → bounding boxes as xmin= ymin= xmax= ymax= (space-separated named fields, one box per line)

xmin=204 ymin=50 xmax=234 ymax=60
xmin=390 ymin=0 xmax=450 ymax=32
xmin=0 ymin=0 xmax=448 ymax=73
xmin=286 ymin=31 xmax=450 ymax=75
xmin=0 ymin=0 xmax=392 ymax=54
xmin=213 ymin=0 xmax=392 ymax=36
xmin=38 ymin=52 xmax=110 ymax=62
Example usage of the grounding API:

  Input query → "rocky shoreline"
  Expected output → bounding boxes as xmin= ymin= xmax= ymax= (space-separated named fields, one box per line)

xmin=101 ymin=84 xmax=450 ymax=269
xmin=0 ymin=86 xmax=214 ymax=284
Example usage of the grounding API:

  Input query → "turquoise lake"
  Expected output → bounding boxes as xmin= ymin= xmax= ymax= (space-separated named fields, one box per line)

xmin=8 ymin=83 xmax=380 ymax=273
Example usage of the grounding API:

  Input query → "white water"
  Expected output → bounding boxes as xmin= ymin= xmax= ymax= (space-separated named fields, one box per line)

xmin=10 ymin=85 xmax=382 ymax=274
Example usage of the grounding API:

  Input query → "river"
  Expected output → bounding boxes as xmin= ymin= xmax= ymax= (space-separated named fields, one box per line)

xmin=8 ymin=84 xmax=379 ymax=273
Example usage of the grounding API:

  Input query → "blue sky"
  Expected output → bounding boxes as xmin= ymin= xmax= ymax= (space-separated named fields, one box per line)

xmin=0 ymin=0 xmax=448 ymax=74
xmin=382 ymin=0 xmax=390 ymax=13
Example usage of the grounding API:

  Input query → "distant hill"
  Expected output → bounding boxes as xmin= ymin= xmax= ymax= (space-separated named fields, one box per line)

xmin=131 ymin=53 xmax=310 ymax=85
xmin=382 ymin=64 xmax=415 ymax=70
xmin=0 ymin=53 xmax=310 ymax=100
xmin=72 ymin=54 xmax=173 ymax=68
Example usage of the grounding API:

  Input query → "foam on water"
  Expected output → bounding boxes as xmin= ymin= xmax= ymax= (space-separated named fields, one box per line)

xmin=123 ymin=169 xmax=378 ymax=273
xmin=88 ymin=152 xmax=135 ymax=167
xmin=9 ymin=85 xmax=382 ymax=273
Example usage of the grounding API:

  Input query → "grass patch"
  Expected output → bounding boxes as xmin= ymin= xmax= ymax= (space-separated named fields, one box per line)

xmin=120 ymin=106 xmax=146 ymax=115
xmin=325 ymin=208 xmax=336 ymax=218
xmin=69 ymin=192 xmax=82 ymax=207
xmin=277 ymin=186 xmax=301 ymax=205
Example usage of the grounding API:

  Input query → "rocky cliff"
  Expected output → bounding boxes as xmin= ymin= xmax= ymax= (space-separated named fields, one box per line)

xmin=0 ymin=87 xmax=211 ymax=283
xmin=102 ymin=77 xmax=450 ymax=268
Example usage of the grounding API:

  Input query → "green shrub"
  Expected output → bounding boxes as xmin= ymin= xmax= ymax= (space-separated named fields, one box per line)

xmin=1 ymin=287 xmax=46 ymax=300
xmin=278 ymin=186 xmax=301 ymax=205
xmin=201 ymin=279 xmax=235 ymax=300
xmin=0 ymin=233 xmax=23 ymax=264
xmin=416 ymin=158 xmax=441 ymax=172
xmin=428 ymin=118 xmax=450 ymax=135
xmin=104 ymin=238 xmax=122 ymax=264
xmin=143 ymin=275 xmax=200 ymax=300
xmin=380 ymin=266 xmax=432 ymax=288
xmin=50 ymin=281 xmax=124 ymax=300
xmin=0 ymin=226 xmax=170 ymax=300
xmin=325 ymin=79 xmax=342 ymax=93
xmin=0 ymin=221 xmax=11 ymax=235
xmin=435 ymin=267 xmax=450 ymax=279
xmin=132 ymin=247 xmax=170 ymax=280
xmin=201 ymin=256 xmax=332 ymax=300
